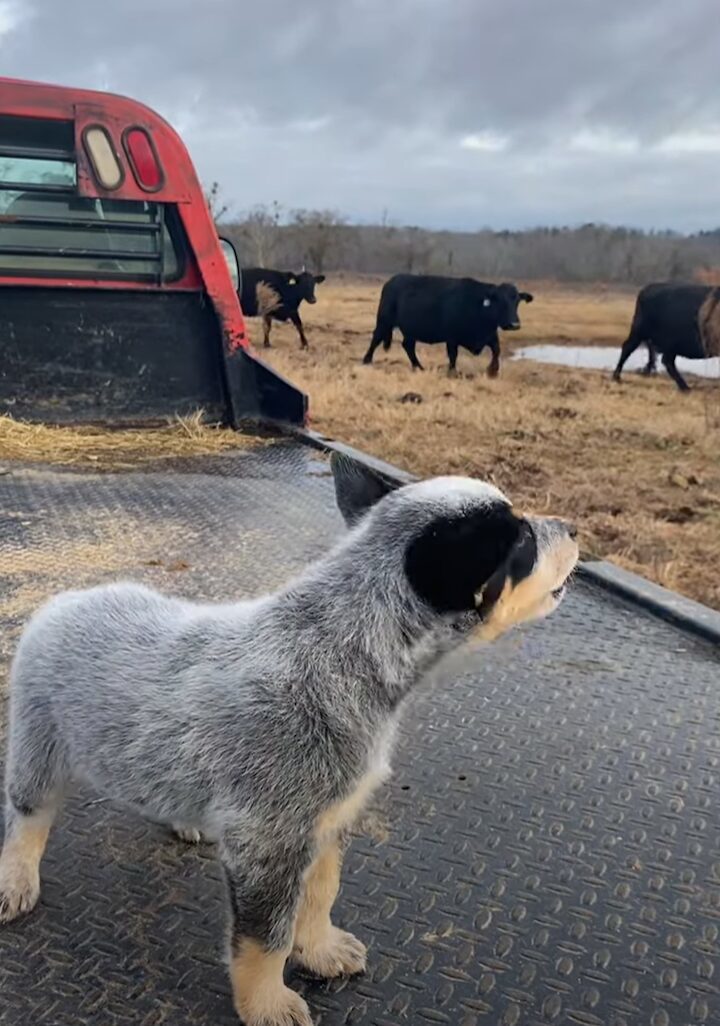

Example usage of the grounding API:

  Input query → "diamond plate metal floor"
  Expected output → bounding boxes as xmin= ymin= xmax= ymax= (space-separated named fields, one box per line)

xmin=1 ymin=440 xmax=719 ymax=1026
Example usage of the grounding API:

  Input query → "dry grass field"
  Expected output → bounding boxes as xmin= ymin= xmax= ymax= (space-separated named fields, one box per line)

xmin=259 ymin=277 xmax=720 ymax=611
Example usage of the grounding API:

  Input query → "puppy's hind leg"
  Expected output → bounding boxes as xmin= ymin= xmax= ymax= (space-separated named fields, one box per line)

xmin=222 ymin=827 xmax=314 ymax=1026
xmin=293 ymin=836 xmax=366 ymax=978
xmin=0 ymin=696 xmax=66 ymax=923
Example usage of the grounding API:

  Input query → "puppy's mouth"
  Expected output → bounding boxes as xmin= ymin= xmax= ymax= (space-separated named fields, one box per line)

xmin=550 ymin=568 xmax=575 ymax=603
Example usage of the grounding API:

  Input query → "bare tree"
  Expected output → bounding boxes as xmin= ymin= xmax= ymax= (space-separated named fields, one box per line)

xmin=394 ymin=226 xmax=433 ymax=273
xmin=219 ymin=209 xmax=720 ymax=284
xmin=290 ymin=209 xmax=348 ymax=273
xmin=204 ymin=181 xmax=232 ymax=224
xmin=243 ymin=201 xmax=283 ymax=267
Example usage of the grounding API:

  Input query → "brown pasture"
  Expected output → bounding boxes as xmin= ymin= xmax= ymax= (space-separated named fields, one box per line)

xmin=259 ymin=277 xmax=720 ymax=612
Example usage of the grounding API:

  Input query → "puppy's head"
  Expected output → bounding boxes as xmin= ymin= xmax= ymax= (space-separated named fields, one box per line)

xmin=331 ymin=453 xmax=578 ymax=641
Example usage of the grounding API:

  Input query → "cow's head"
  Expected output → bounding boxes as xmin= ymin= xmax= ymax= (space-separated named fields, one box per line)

xmin=484 ymin=283 xmax=534 ymax=331
xmin=289 ymin=270 xmax=327 ymax=305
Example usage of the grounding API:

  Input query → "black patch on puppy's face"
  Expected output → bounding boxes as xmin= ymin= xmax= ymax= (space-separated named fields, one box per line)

xmin=476 ymin=518 xmax=537 ymax=619
xmin=405 ymin=504 xmax=523 ymax=613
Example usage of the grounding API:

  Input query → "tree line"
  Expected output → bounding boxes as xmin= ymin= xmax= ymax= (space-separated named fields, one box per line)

xmin=205 ymin=186 xmax=720 ymax=284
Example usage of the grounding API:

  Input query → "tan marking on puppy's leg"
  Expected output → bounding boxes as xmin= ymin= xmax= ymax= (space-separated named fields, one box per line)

xmin=315 ymin=767 xmax=388 ymax=842
xmin=293 ymin=838 xmax=366 ymax=978
xmin=230 ymin=938 xmax=312 ymax=1026
xmin=0 ymin=810 xmax=53 ymax=923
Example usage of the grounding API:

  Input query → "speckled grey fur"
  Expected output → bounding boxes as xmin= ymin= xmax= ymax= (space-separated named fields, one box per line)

xmin=2 ymin=457 xmax=574 ymax=955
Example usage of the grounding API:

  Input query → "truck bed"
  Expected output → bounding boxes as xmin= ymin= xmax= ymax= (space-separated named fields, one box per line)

xmin=1 ymin=439 xmax=719 ymax=1026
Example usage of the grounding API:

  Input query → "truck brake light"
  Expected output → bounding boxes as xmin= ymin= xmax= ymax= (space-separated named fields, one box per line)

xmin=123 ymin=127 xmax=164 ymax=192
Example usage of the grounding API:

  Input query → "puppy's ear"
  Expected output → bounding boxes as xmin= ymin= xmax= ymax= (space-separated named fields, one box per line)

xmin=405 ymin=505 xmax=522 ymax=613
xmin=330 ymin=452 xmax=398 ymax=526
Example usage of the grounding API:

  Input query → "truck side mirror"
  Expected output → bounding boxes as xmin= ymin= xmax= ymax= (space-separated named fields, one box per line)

xmin=219 ymin=237 xmax=241 ymax=292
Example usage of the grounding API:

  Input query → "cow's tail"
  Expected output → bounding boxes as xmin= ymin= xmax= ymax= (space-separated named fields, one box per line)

xmin=628 ymin=297 xmax=646 ymax=342
xmin=255 ymin=282 xmax=282 ymax=318
xmin=613 ymin=293 xmax=648 ymax=380
xmin=374 ymin=282 xmax=397 ymax=350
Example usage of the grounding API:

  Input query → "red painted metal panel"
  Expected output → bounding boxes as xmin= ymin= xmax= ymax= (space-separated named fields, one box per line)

xmin=0 ymin=77 xmax=248 ymax=351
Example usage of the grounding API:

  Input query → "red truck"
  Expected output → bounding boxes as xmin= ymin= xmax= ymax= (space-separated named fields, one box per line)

xmin=0 ymin=76 xmax=306 ymax=427
xmin=2 ymin=76 xmax=719 ymax=1026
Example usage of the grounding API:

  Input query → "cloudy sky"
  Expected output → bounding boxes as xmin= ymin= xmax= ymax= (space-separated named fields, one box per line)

xmin=3 ymin=0 xmax=720 ymax=232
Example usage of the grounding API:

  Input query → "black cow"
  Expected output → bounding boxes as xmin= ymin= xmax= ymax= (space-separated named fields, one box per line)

xmin=614 ymin=283 xmax=720 ymax=391
xmin=362 ymin=274 xmax=534 ymax=374
xmin=239 ymin=268 xmax=326 ymax=349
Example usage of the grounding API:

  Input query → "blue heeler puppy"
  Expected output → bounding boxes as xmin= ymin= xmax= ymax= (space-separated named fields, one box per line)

xmin=0 ymin=454 xmax=578 ymax=1026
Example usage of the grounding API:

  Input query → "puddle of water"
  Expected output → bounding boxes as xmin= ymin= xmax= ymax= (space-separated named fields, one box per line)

xmin=514 ymin=345 xmax=720 ymax=379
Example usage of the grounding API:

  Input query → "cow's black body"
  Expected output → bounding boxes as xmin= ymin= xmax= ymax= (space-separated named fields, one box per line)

xmin=362 ymin=273 xmax=533 ymax=374
xmin=239 ymin=268 xmax=325 ymax=348
xmin=614 ymin=283 xmax=717 ymax=391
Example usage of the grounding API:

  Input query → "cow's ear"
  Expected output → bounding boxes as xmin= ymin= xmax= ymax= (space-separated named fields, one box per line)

xmin=519 ymin=291 xmax=534 ymax=303
xmin=330 ymin=452 xmax=398 ymax=526
xmin=314 ymin=274 xmax=326 ymax=284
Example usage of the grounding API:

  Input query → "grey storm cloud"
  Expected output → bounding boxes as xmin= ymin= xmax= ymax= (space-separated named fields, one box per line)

xmin=2 ymin=0 xmax=720 ymax=230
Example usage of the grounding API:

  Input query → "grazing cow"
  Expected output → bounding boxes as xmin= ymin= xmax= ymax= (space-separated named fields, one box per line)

xmin=614 ymin=283 xmax=720 ymax=391
xmin=239 ymin=267 xmax=326 ymax=349
xmin=362 ymin=273 xmax=534 ymax=374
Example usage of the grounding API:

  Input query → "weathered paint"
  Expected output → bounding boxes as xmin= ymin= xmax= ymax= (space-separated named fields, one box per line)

xmin=0 ymin=77 xmax=308 ymax=426
xmin=1 ymin=77 xmax=245 ymax=351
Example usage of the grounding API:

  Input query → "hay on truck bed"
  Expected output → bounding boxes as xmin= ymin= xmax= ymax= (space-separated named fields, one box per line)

xmin=0 ymin=412 xmax=266 ymax=471
xmin=0 ymin=413 xmax=274 ymax=702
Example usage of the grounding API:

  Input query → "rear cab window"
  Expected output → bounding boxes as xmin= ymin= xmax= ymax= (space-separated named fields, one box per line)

xmin=0 ymin=115 xmax=183 ymax=281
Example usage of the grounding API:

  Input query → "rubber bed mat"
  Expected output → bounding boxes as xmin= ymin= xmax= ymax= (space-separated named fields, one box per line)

xmin=1 ymin=440 xmax=719 ymax=1026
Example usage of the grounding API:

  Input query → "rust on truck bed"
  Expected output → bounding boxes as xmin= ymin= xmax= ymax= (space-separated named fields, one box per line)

xmin=1 ymin=440 xmax=720 ymax=1026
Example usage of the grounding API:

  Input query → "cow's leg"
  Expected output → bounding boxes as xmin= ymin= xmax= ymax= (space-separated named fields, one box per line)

xmin=362 ymin=327 xmax=391 ymax=365
xmin=486 ymin=336 xmax=500 ymax=379
xmin=446 ymin=342 xmax=459 ymax=375
xmin=613 ymin=334 xmax=643 ymax=381
xmin=641 ymin=343 xmax=658 ymax=375
xmin=262 ymin=316 xmax=273 ymax=348
xmin=401 ymin=337 xmax=423 ymax=371
xmin=662 ymin=351 xmax=690 ymax=392
xmin=290 ymin=311 xmax=309 ymax=350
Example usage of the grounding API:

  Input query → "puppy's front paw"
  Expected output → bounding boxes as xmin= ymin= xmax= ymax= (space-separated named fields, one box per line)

xmin=294 ymin=926 xmax=367 ymax=978
xmin=172 ymin=824 xmax=206 ymax=845
xmin=0 ymin=861 xmax=40 ymax=923
xmin=235 ymin=984 xmax=313 ymax=1026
